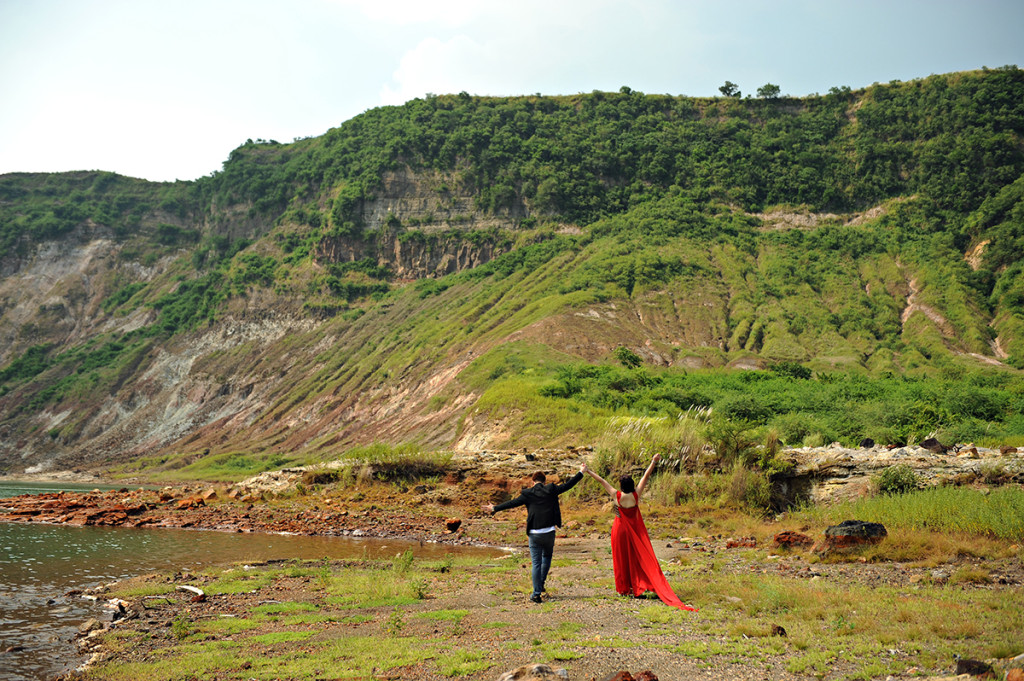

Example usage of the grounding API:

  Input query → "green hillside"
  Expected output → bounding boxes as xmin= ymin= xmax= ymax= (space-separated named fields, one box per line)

xmin=1 ymin=68 xmax=1023 ymax=476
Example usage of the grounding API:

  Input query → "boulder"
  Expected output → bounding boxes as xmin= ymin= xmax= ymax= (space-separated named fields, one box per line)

xmin=176 ymin=496 xmax=205 ymax=511
xmin=445 ymin=518 xmax=462 ymax=533
xmin=773 ymin=531 xmax=814 ymax=549
xmin=1000 ymin=445 xmax=1018 ymax=455
xmin=77 ymin=618 xmax=103 ymax=634
xmin=495 ymin=663 xmax=568 ymax=681
xmin=954 ymin=656 xmax=995 ymax=678
xmin=859 ymin=438 xmax=875 ymax=448
xmin=819 ymin=520 xmax=887 ymax=551
xmin=919 ymin=437 xmax=948 ymax=454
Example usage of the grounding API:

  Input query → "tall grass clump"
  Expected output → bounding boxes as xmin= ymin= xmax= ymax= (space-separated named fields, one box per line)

xmin=591 ymin=408 xmax=712 ymax=478
xmin=340 ymin=443 xmax=453 ymax=481
xmin=645 ymin=470 xmax=730 ymax=506
xmin=796 ymin=486 xmax=1024 ymax=541
xmin=723 ymin=462 xmax=773 ymax=515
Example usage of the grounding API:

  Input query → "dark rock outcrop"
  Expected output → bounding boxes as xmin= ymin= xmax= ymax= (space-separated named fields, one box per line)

xmin=819 ymin=520 xmax=887 ymax=552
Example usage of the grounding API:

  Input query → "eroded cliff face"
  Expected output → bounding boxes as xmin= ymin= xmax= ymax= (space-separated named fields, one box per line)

xmin=315 ymin=168 xmax=522 ymax=278
xmin=0 ymin=167 xmax=530 ymax=476
xmin=316 ymin=230 xmax=508 ymax=279
xmin=0 ymin=226 xmax=165 ymax=365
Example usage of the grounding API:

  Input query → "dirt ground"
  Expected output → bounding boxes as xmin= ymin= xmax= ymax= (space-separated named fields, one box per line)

xmin=76 ymin=518 xmax=1022 ymax=681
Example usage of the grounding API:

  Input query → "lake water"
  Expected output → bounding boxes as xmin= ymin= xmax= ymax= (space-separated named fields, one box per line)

xmin=0 ymin=481 xmax=498 ymax=681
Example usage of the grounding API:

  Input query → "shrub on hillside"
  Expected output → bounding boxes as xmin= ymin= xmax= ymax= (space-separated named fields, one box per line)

xmin=874 ymin=464 xmax=920 ymax=495
xmin=770 ymin=412 xmax=834 ymax=447
xmin=724 ymin=463 xmax=772 ymax=514
xmin=715 ymin=394 xmax=771 ymax=424
xmin=704 ymin=417 xmax=757 ymax=467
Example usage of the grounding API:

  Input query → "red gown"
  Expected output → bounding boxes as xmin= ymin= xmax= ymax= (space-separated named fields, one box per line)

xmin=611 ymin=491 xmax=697 ymax=611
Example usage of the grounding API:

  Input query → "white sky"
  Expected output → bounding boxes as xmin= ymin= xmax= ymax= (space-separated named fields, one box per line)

xmin=1 ymin=0 xmax=1022 ymax=182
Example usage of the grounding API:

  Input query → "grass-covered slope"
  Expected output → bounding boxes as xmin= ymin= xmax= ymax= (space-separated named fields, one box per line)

xmin=1 ymin=68 xmax=1023 ymax=475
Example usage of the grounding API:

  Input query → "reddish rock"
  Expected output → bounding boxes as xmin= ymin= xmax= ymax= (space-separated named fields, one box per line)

xmin=1001 ymin=445 xmax=1019 ymax=455
xmin=1005 ymin=668 xmax=1024 ymax=681
xmin=445 ymin=518 xmax=462 ymax=533
xmin=773 ymin=530 xmax=814 ymax=549
xmin=176 ymin=496 xmax=205 ymax=511
xmin=201 ymin=488 xmax=219 ymax=501
xmin=635 ymin=673 xmax=659 ymax=681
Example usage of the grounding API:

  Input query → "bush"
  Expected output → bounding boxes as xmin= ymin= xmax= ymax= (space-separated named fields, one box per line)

xmin=723 ymin=463 xmax=772 ymax=514
xmin=874 ymin=464 xmax=920 ymax=495
xmin=771 ymin=361 xmax=812 ymax=379
xmin=704 ymin=417 xmax=757 ymax=467
xmin=715 ymin=395 xmax=771 ymax=424
xmin=770 ymin=412 xmax=826 ymax=447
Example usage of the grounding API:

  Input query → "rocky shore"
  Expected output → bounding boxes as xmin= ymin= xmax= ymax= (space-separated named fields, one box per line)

xmin=3 ymin=443 xmax=1020 ymax=536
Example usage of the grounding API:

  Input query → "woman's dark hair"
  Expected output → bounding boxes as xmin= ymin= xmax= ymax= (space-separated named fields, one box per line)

xmin=532 ymin=471 xmax=547 ymax=483
xmin=619 ymin=475 xmax=635 ymax=494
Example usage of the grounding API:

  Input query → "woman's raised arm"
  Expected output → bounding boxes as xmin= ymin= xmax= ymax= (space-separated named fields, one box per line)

xmin=635 ymin=453 xmax=661 ymax=499
xmin=582 ymin=462 xmax=617 ymax=497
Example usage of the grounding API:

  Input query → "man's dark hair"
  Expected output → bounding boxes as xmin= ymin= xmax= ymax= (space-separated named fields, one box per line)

xmin=619 ymin=475 xmax=635 ymax=494
xmin=532 ymin=471 xmax=547 ymax=483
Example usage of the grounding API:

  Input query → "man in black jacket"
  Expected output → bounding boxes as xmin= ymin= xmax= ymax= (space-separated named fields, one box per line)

xmin=485 ymin=464 xmax=585 ymax=603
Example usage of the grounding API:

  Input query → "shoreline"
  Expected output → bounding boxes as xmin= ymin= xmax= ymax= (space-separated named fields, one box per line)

xmin=3 ymin=464 xmax=1023 ymax=680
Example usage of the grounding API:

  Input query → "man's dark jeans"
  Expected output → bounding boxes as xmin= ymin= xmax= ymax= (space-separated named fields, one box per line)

xmin=528 ymin=530 xmax=556 ymax=597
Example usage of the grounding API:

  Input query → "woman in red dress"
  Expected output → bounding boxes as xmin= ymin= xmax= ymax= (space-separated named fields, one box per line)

xmin=583 ymin=454 xmax=697 ymax=611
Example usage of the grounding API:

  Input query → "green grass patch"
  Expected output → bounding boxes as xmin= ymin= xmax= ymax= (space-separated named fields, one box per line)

xmin=251 ymin=601 xmax=318 ymax=616
xmin=204 ymin=569 xmax=274 ymax=595
xmin=481 ymin=621 xmax=511 ymax=629
xmin=325 ymin=568 xmax=427 ymax=608
xmin=796 ymin=486 xmax=1024 ymax=541
xmin=246 ymin=630 xmax=316 ymax=645
xmin=434 ymin=649 xmax=491 ymax=677
xmin=199 ymin=617 xmax=261 ymax=635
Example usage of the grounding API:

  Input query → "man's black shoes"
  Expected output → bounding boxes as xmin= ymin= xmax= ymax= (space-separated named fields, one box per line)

xmin=530 ymin=594 xmax=543 ymax=604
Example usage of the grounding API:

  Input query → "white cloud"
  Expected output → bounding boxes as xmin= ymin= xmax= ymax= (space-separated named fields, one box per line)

xmin=380 ymin=35 xmax=496 ymax=104
xmin=5 ymin=90 xmax=244 ymax=181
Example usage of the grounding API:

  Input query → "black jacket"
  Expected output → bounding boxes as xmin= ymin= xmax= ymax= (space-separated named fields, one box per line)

xmin=492 ymin=472 xmax=583 ymax=533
